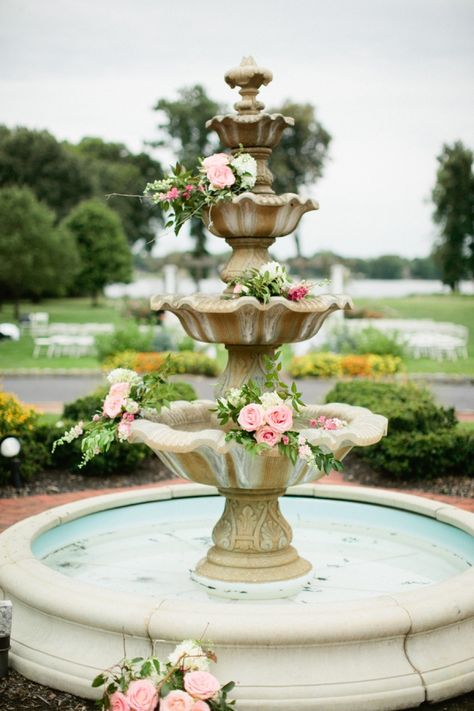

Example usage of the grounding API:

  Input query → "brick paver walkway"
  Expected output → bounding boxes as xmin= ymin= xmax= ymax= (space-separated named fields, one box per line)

xmin=0 ymin=474 xmax=472 ymax=533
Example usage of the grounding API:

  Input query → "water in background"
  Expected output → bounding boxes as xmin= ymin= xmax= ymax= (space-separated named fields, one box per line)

xmin=106 ymin=276 xmax=474 ymax=299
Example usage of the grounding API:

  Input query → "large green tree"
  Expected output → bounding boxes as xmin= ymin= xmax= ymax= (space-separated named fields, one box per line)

xmin=62 ymin=200 xmax=132 ymax=304
xmin=0 ymin=126 xmax=93 ymax=219
xmin=432 ymin=141 xmax=474 ymax=292
xmin=0 ymin=187 xmax=80 ymax=318
xmin=70 ymin=137 xmax=163 ymax=248
xmin=152 ymin=85 xmax=223 ymax=257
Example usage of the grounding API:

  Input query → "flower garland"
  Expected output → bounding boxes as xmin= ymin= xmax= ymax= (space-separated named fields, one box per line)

xmin=52 ymin=361 xmax=178 ymax=468
xmin=215 ymin=354 xmax=345 ymax=474
xmin=92 ymin=639 xmax=236 ymax=710
xmin=144 ymin=151 xmax=257 ymax=235
xmin=230 ymin=261 xmax=325 ymax=304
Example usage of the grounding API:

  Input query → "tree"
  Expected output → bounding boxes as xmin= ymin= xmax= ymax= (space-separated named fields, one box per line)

xmin=368 ymin=255 xmax=408 ymax=279
xmin=62 ymin=200 xmax=132 ymax=304
xmin=0 ymin=126 xmax=93 ymax=219
xmin=0 ymin=187 xmax=80 ymax=318
xmin=269 ymin=101 xmax=332 ymax=256
xmin=432 ymin=141 xmax=474 ymax=292
xmin=152 ymin=85 xmax=223 ymax=257
xmin=70 ymin=137 xmax=163 ymax=249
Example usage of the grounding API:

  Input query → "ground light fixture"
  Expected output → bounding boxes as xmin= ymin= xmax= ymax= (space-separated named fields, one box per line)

xmin=0 ymin=436 xmax=23 ymax=490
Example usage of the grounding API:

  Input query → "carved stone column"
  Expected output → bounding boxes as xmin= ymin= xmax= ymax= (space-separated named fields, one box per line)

xmin=215 ymin=344 xmax=277 ymax=398
xmin=195 ymin=488 xmax=312 ymax=583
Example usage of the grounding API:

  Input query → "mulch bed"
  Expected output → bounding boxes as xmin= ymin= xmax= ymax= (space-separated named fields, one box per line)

xmin=1 ymin=457 xmax=473 ymax=709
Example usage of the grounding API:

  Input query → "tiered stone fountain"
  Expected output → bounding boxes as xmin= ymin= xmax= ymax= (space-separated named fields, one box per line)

xmin=130 ymin=56 xmax=387 ymax=598
xmin=1 ymin=58 xmax=473 ymax=711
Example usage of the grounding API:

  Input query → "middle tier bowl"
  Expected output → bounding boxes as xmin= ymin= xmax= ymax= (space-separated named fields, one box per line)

xmin=151 ymin=293 xmax=353 ymax=345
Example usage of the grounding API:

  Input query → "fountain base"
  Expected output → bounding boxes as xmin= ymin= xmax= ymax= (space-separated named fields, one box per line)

xmin=190 ymin=569 xmax=312 ymax=600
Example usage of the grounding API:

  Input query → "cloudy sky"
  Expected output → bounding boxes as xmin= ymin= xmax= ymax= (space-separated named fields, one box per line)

xmin=1 ymin=0 xmax=473 ymax=260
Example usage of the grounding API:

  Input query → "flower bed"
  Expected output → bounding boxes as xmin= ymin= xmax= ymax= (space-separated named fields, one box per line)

xmin=103 ymin=351 xmax=219 ymax=377
xmin=287 ymin=352 xmax=402 ymax=378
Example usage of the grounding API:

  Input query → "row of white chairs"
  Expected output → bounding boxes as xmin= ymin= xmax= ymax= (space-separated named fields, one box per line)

xmin=33 ymin=335 xmax=96 ymax=358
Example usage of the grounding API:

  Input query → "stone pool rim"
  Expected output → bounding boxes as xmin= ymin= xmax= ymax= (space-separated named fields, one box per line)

xmin=0 ymin=482 xmax=473 ymax=709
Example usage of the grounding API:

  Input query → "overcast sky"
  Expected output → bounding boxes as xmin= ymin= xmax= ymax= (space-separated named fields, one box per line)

xmin=1 ymin=0 xmax=473 ymax=260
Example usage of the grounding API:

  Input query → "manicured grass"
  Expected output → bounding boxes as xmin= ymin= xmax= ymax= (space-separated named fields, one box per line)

xmin=355 ymin=294 xmax=474 ymax=376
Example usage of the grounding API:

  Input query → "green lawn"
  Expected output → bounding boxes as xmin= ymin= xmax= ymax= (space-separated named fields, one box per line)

xmin=0 ymin=297 xmax=122 ymax=370
xmin=355 ymin=294 xmax=474 ymax=375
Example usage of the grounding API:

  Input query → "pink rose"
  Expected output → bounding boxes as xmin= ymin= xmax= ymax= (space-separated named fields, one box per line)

xmin=109 ymin=690 xmax=130 ymax=711
xmin=298 ymin=443 xmax=312 ymax=459
xmin=237 ymin=403 xmax=265 ymax=431
xmin=202 ymin=153 xmax=229 ymax=169
xmin=191 ymin=702 xmax=210 ymax=711
xmin=324 ymin=417 xmax=344 ymax=430
xmin=126 ymin=679 xmax=158 ymax=711
xmin=265 ymin=405 xmax=293 ymax=433
xmin=206 ymin=165 xmax=235 ymax=189
xmin=109 ymin=382 xmax=131 ymax=399
xmin=287 ymin=284 xmax=310 ymax=301
xmin=233 ymin=283 xmax=243 ymax=294
xmin=117 ymin=418 xmax=132 ymax=441
xmin=92 ymin=413 xmax=101 ymax=422
xmin=166 ymin=187 xmax=180 ymax=200
xmin=184 ymin=671 xmax=221 ymax=700
xmin=160 ymin=690 xmax=194 ymax=711
xmin=255 ymin=425 xmax=281 ymax=447
xmin=282 ymin=434 xmax=289 ymax=445
xmin=103 ymin=393 xmax=125 ymax=419
xmin=309 ymin=418 xmax=318 ymax=427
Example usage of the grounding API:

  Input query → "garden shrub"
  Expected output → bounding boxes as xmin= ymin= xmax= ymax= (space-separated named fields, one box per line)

xmin=0 ymin=391 xmax=49 ymax=483
xmin=324 ymin=324 xmax=407 ymax=358
xmin=287 ymin=353 xmax=402 ymax=379
xmin=324 ymin=381 xmax=470 ymax=478
xmin=95 ymin=323 xmax=155 ymax=362
xmin=104 ymin=350 xmax=219 ymax=376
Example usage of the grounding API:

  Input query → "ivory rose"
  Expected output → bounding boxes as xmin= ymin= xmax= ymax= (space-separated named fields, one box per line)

xmin=237 ymin=403 xmax=265 ymax=431
xmin=183 ymin=671 xmax=221 ymax=700
xmin=160 ymin=690 xmax=194 ymax=711
xmin=206 ymin=165 xmax=235 ymax=190
xmin=126 ymin=679 xmax=158 ymax=711
xmin=255 ymin=425 xmax=281 ymax=447
xmin=202 ymin=153 xmax=229 ymax=169
xmin=109 ymin=690 xmax=130 ymax=711
xmin=265 ymin=404 xmax=293 ymax=433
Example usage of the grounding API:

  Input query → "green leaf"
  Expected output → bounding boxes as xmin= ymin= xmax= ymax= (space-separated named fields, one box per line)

xmin=91 ymin=673 xmax=106 ymax=688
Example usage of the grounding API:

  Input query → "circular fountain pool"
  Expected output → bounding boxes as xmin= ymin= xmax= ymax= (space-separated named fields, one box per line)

xmin=1 ymin=482 xmax=473 ymax=710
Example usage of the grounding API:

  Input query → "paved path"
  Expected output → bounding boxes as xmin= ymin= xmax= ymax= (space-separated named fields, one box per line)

xmin=2 ymin=374 xmax=474 ymax=413
xmin=1 ymin=473 xmax=472 ymax=534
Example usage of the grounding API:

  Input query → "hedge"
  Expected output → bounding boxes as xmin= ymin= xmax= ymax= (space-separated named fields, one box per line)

xmin=324 ymin=381 xmax=472 ymax=479
xmin=287 ymin=352 xmax=402 ymax=379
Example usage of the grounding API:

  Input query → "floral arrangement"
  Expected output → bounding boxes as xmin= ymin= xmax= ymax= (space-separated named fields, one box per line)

xmin=230 ymin=261 xmax=324 ymax=304
xmin=92 ymin=639 xmax=235 ymax=710
xmin=53 ymin=361 xmax=178 ymax=468
xmin=144 ymin=151 xmax=257 ymax=235
xmin=215 ymin=354 xmax=345 ymax=474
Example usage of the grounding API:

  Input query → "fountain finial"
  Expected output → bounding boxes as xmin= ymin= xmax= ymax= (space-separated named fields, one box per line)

xmin=224 ymin=57 xmax=273 ymax=114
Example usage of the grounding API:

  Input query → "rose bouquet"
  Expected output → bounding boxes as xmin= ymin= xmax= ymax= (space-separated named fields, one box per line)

xmin=215 ymin=354 xmax=345 ymax=474
xmin=230 ymin=261 xmax=326 ymax=304
xmin=92 ymin=639 xmax=236 ymax=710
xmin=52 ymin=361 xmax=178 ymax=468
xmin=144 ymin=151 xmax=257 ymax=235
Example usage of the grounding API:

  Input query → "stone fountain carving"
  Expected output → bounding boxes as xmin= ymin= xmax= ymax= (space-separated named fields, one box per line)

xmin=131 ymin=57 xmax=387 ymax=598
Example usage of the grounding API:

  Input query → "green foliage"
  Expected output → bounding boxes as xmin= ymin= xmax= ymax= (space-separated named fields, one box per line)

xmin=366 ymin=254 xmax=408 ymax=279
xmin=62 ymin=199 xmax=132 ymax=302
xmin=0 ymin=390 xmax=48 ymax=484
xmin=324 ymin=381 xmax=471 ymax=478
xmin=0 ymin=186 xmax=80 ymax=313
xmin=0 ymin=125 xmax=93 ymax=219
xmin=95 ymin=323 xmax=155 ymax=362
xmin=432 ymin=141 xmax=474 ymax=291
xmin=325 ymin=325 xmax=407 ymax=358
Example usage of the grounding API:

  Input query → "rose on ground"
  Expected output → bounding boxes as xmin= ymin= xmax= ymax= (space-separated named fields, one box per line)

xmin=255 ymin=425 xmax=281 ymax=447
xmin=183 ymin=671 xmax=221 ymax=700
xmin=126 ymin=678 xmax=158 ymax=711
xmin=265 ymin=404 xmax=293 ymax=433
xmin=109 ymin=690 xmax=130 ymax=711
xmin=160 ymin=689 xmax=194 ymax=711
xmin=202 ymin=153 xmax=229 ymax=169
xmin=237 ymin=403 xmax=265 ymax=431
xmin=206 ymin=165 xmax=235 ymax=189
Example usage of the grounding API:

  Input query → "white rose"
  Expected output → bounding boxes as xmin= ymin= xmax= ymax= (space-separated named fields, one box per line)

xmin=107 ymin=368 xmax=142 ymax=386
xmin=125 ymin=399 xmax=139 ymax=414
xmin=168 ymin=640 xmax=210 ymax=672
xmin=260 ymin=392 xmax=284 ymax=409
xmin=258 ymin=261 xmax=286 ymax=280
xmin=231 ymin=153 xmax=257 ymax=180
xmin=227 ymin=388 xmax=243 ymax=407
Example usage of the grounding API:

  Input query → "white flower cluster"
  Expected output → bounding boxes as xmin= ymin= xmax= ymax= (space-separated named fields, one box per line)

xmin=259 ymin=391 xmax=284 ymax=409
xmin=107 ymin=368 xmax=142 ymax=387
xmin=167 ymin=639 xmax=210 ymax=672
xmin=258 ymin=261 xmax=290 ymax=287
xmin=218 ymin=387 xmax=245 ymax=409
xmin=63 ymin=421 xmax=84 ymax=443
xmin=230 ymin=153 xmax=257 ymax=190
xmin=144 ymin=177 xmax=174 ymax=203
